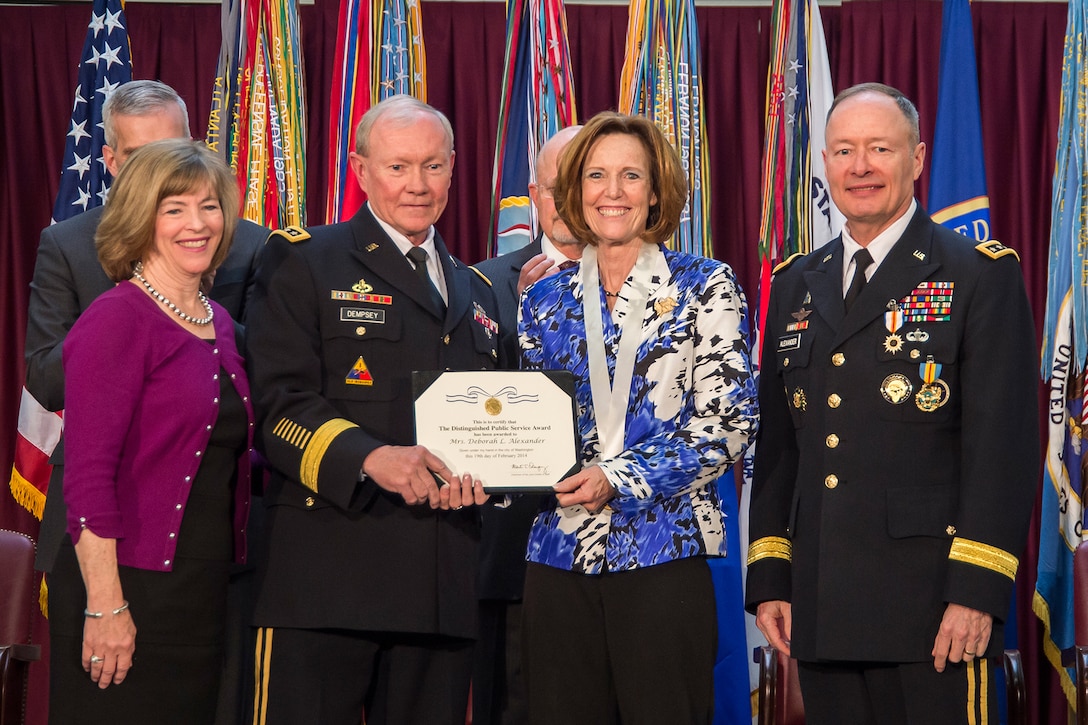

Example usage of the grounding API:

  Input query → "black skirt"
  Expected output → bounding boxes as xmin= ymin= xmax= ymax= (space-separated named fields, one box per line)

xmin=49 ymin=368 xmax=246 ymax=725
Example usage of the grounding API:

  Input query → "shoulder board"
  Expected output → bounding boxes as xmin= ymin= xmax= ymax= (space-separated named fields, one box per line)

xmin=772 ymin=252 xmax=804 ymax=275
xmin=469 ymin=266 xmax=493 ymax=287
xmin=975 ymin=240 xmax=1020 ymax=263
xmin=270 ymin=225 xmax=311 ymax=244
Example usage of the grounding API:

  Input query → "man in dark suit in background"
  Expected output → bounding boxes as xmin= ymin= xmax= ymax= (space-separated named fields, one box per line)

xmin=470 ymin=124 xmax=582 ymax=725
xmin=245 ymin=95 xmax=499 ymax=725
xmin=746 ymin=83 xmax=1039 ymax=724
xmin=24 ymin=79 xmax=267 ymax=725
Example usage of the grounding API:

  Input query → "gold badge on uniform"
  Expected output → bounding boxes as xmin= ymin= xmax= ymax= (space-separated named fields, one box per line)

xmin=792 ymin=388 xmax=807 ymax=411
xmin=880 ymin=374 xmax=913 ymax=404
xmin=915 ymin=356 xmax=950 ymax=411
xmin=654 ymin=297 xmax=678 ymax=316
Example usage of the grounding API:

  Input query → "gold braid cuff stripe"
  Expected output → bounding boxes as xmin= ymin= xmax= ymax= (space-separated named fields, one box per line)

xmin=273 ymin=417 xmax=313 ymax=450
xmin=747 ymin=536 xmax=793 ymax=566
xmin=299 ymin=418 xmax=358 ymax=493
xmin=948 ymin=537 xmax=1018 ymax=581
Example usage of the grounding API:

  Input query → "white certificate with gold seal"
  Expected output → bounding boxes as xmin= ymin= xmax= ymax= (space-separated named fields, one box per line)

xmin=412 ymin=370 xmax=579 ymax=493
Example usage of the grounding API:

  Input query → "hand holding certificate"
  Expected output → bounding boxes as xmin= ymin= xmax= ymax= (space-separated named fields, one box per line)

xmin=413 ymin=370 xmax=579 ymax=493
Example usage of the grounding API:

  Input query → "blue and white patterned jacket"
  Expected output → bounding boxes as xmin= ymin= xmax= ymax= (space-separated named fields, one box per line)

xmin=518 ymin=245 xmax=758 ymax=574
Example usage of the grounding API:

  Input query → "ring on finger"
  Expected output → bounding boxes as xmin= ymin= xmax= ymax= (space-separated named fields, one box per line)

xmin=964 ymin=649 xmax=975 ymax=656
xmin=90 ymin=655 xmax=103 ymax=664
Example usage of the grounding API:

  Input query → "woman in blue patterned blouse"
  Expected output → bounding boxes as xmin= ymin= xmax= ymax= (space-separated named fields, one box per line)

xmin=518 ymin=112 xmax=758 ymax=724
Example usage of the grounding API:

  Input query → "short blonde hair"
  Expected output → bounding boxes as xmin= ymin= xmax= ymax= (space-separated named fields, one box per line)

xmin=553 ymin=112 xmax=687 ymax=246
xmin=96 ymin=139 xmax=239 ymax=285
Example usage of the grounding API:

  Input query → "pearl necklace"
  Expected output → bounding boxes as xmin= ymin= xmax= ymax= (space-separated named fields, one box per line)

xmin=133 ymin=264 xmax=214 ymax=326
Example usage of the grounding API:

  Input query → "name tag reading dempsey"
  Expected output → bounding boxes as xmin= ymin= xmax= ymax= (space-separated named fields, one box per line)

xmin=412 ymin=370 xmax=579 ymax=493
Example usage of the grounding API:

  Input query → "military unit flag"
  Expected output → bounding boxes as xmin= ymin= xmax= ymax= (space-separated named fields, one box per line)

xmin=1037 ymin=0 xmax=1088 ymax=707
xmin=325 ymin=0 xmax=371 ymax=223
xmin=10 ymin=0 xmax=132 ymax=519
xmin=324 ymin=0 xmax=428 ymax=223
xmin=618 ymin=0 xmax=711 ymax=258
xmin=488 ymin=0 xmax=577 ymax=257
xmin=755 ymin=0 xmax=838 ymax=339
xmin=928 ymin=0 xmax=991 ymax=242
xmin=210 ymin=0 xmax=307 ymax=229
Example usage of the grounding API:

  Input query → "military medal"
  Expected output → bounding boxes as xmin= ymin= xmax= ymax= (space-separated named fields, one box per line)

xmin=880 ymin=374 xmax=913 ymax=404
xmin=883 ymin=300 xmax=904 ymax=354
xmin=915 ymin=355 xmax=949 ymax=411
xmin=792 ymin=387 xmax=807 ymax=411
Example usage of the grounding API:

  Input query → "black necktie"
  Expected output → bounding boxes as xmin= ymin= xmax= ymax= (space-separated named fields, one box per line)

xmin=844 ymin=248 xmax=874 ymax=312
xmin=406 ymin=246 xmax=445 ymax=312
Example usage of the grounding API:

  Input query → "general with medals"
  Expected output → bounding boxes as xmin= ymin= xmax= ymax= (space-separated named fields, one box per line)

xmin=746 ymin=84 xmax=1039 ymax=724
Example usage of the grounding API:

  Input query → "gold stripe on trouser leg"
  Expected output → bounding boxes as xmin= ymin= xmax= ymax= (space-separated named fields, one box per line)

xmin=966 ymin=658 xmax=989 ymax=725
xmin=253 ymin=627 xmax=274 ymax=725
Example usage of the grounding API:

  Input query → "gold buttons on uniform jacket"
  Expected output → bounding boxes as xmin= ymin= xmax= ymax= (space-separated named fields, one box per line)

xmin=824 ymin=475 xmax=839 ymax=489
xmin=827 ymin=394 xmax=842 ymax=408
xmin=305 ymin=497 xmax=315 ymax=508
xmin=356 ymin=326 xmax=367 ymax=336
xmin=443 ymin=334 xmax=451 ymax=345
xmin=825 ymin=434 xmax=839 ymax=448
xmin=832 ymin=352 xmax=846 ymax=366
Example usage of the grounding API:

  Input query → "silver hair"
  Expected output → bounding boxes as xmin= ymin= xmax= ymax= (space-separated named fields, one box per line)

xmin=827 ymin=82 xmax=920 ymax=147
xmin=102 ymin=80 xmax=190 ymax=148
xmin=354 ymin=95 xmax=454 ymax=156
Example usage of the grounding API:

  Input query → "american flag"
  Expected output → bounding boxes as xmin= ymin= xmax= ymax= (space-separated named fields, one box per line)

xmin=52 ymin=0 xmax=132 ymax=223
xmin=10 ymin=0 xmax=131 ymax=521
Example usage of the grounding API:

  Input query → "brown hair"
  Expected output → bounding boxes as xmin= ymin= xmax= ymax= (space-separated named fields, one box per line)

xmin=96 ymin=139 xmax=239 ymax=285
xmin=553 ymin=112 xmax=687 ymax=246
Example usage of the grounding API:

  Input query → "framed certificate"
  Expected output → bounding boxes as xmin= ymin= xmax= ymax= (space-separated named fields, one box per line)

xmin=412 ymin=370 xmax=580 ymax=493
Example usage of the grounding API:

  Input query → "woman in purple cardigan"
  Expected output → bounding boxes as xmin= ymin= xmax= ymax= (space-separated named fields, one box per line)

xmin=49 ymin=139 xmax=254 ymax=723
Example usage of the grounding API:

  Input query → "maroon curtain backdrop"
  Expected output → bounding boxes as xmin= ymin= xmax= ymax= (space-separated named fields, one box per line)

xmin=0 ymin=2 xmax=1071 ymax=723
